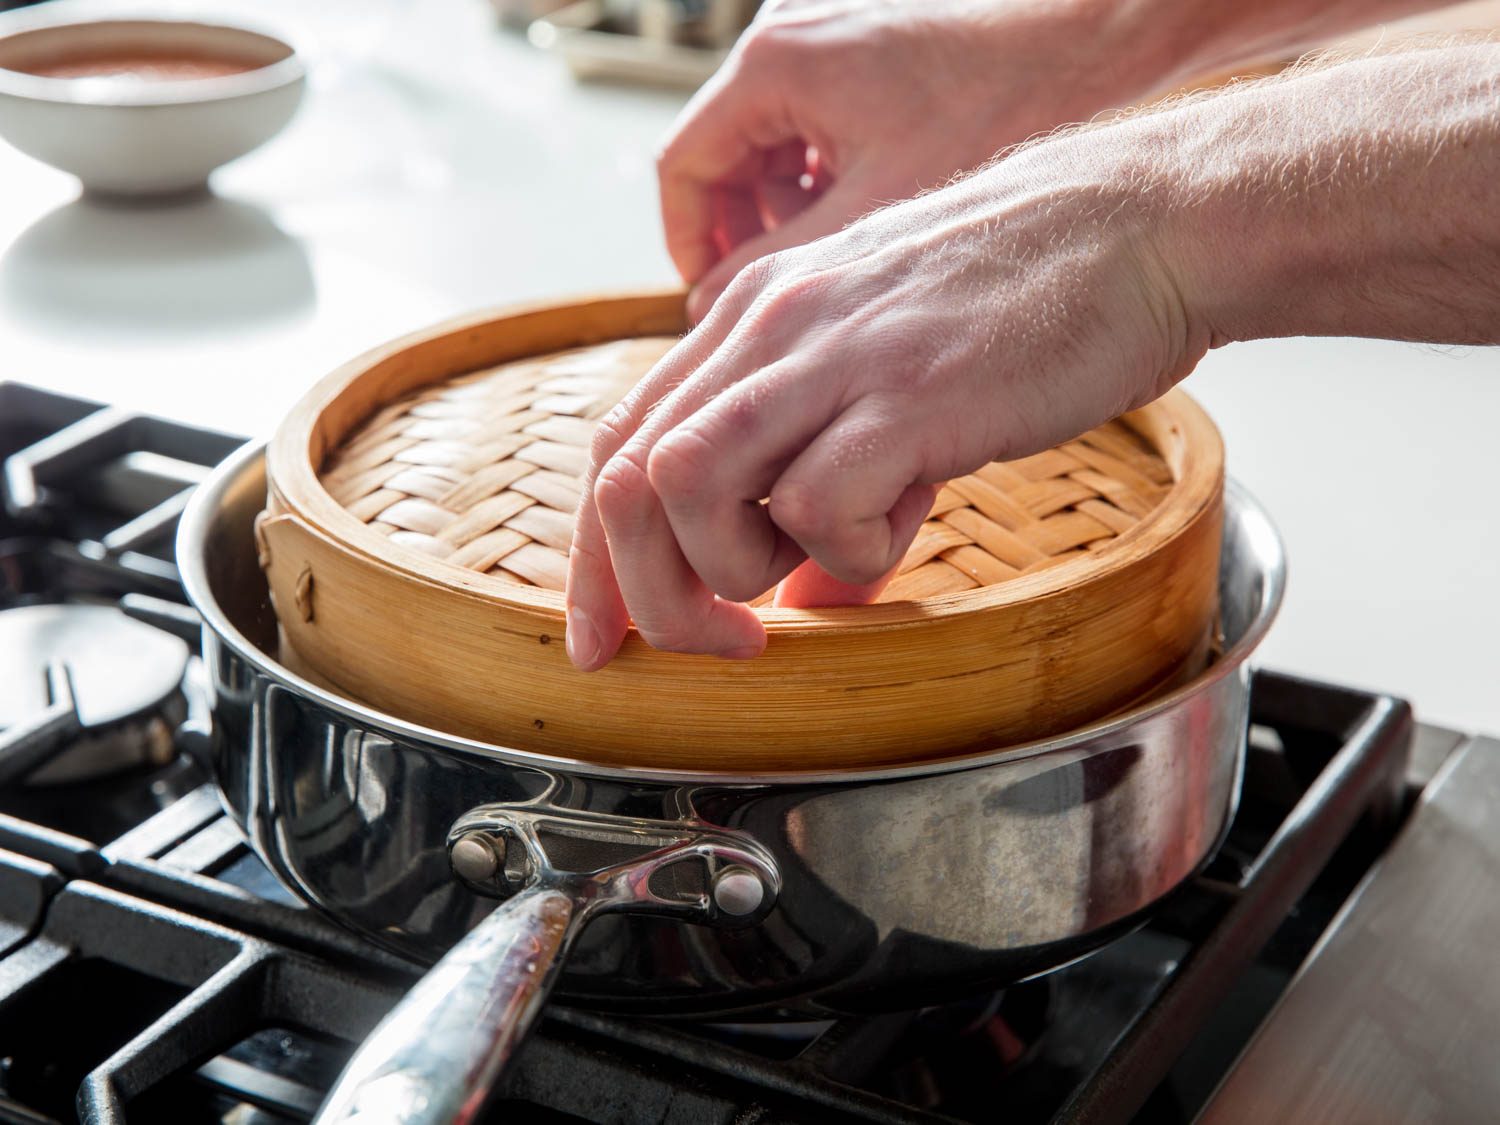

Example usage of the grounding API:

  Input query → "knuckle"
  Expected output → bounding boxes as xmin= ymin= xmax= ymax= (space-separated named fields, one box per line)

xmin=745 ymin=265 xmax=831 ymax=329
xmin=646 ymin=430 xmax=717 ymax=502
xmin=716 ymin=388 xmax=762 ymax=436
xmin=589 ymin=412 xmax=633 ymax=468
xmin=770 ymin=480 xmax=887 ymax=584
xmin=565 ymin=537 xmax=609 ymax=576
xmin=777 ymin=269 xmax=830 ymax=307
xmin=756 ymin=249 xmax=794 ymax=284
xmin=768 ymin=479 xmax=830 ymax=541
xmin=593 ymin=455 xmax=653 ymax=524
xmin=725 ymin=254 xmax=780 ymax=306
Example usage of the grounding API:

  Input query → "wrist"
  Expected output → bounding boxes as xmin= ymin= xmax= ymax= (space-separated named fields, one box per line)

xmin=958 ymin=123 xmax=1210 ymax=397
xmin=1131 ymin=43 xmax=1500 ymax=348
xmin=1104 ymin=86 xmax=1324 ymax=351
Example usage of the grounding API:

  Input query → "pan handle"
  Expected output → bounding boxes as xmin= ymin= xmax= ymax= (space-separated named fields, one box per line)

xmin=313 ymin=882 xmax=581 ymax=1125
xmin=313 ymin=808 xmax=779 ymax=1124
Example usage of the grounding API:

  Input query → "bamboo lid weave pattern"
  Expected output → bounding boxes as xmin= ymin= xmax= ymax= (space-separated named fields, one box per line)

xmin=318 ymin=337 xmax=1174 ymax=601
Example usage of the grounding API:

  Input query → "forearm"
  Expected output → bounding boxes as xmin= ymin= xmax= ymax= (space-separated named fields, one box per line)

xmin=1153 ymin=40 xmax=1500 ymax=346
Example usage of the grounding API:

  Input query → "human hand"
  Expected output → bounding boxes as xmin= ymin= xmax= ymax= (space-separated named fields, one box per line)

xmin=570 ymin=37 xmax=1500 ymax=671
xmin=565 ymin=130 xmax=1204 ymax=670
xmin=660 ymin=0 xmax=1166 ymax=320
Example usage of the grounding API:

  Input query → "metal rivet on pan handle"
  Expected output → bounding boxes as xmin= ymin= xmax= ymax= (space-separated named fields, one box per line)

xmin=711 ymin=866 xmax=766 ymax=916
xmin=450 ymin=833 xmax=500 ymax=882
xmin=450 ymin=828 xmax=533 ymax=892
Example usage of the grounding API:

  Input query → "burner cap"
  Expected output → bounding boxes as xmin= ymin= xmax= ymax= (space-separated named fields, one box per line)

xmin=0 ymin=604 xmax=189 ymax=730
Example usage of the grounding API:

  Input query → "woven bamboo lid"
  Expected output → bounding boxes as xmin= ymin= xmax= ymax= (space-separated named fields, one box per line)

xmin=317 ymin=336 xmax=1175 ymax=604
xmin=260 ymin=291 xmax=1223 ymax=771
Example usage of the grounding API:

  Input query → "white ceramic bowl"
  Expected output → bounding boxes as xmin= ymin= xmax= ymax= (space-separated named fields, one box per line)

xmin=0 ymin=17 xmax=305 ymax=196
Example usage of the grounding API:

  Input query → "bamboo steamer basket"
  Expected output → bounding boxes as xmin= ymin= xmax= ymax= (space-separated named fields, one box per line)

xmin=258 ymin=290 xmax=1224 ymax=772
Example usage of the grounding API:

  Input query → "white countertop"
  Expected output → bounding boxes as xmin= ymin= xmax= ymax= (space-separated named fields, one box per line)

xmin=3 ymin=0 xmax=1497 ymax=733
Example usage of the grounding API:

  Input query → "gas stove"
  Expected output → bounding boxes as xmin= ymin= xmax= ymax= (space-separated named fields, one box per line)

xmin=0 ymin=381 xmax=1461 ymax=1124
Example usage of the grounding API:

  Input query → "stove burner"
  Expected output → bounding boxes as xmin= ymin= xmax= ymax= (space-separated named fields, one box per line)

xmin=0 ymin=604 xmax=188 ymax=785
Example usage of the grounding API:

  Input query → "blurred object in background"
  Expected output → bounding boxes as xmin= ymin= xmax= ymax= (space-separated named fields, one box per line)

xmin=637 ymin=0 xmax=758 ymax=48
xmin=7 ymin=0 xmax=413 ymax=68
xmin=531 ymin=0 xmax=758 ymax=88
xmin=489 ymin=0 xmax=573 ymax=32
xmin=0 ymin=13 xmax=305 ymax=196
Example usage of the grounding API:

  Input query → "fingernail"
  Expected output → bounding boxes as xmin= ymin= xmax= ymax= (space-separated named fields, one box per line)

xmin=718 ymin=644 xmax=763 ymax=661
xmin=566 ymin=607 xmax=601 ymax=670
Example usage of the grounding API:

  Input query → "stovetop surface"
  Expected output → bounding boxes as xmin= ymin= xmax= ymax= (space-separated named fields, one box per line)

xmin=0 ymin=382 xmax=1431 ymax=1124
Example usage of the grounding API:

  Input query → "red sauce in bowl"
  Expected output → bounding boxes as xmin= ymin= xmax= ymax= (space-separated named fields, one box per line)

xmin=14 ymin=51 xmax=262 ymax=81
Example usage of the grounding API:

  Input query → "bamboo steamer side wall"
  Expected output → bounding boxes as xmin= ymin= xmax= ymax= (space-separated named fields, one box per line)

xmin=259 ymin=491 xmax=1220 ymax=770
xmin=261 ymin=291 xmax=1224 ymax=773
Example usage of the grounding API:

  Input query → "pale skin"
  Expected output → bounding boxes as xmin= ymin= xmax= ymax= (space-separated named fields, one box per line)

xmin=564 ymin=0 xmax=1500 ymax=671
